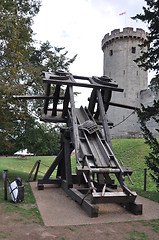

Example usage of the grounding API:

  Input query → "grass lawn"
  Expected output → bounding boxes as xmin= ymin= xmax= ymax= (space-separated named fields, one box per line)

xmin=112 ymin=138 xmax=159 ymax=202
xmin=0 ymin=138 xmax=159 ymax=224
xmin=0 ymin=156 xmax=55 ymax=224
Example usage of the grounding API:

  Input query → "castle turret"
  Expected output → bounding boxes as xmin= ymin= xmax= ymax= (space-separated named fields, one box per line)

xmin=102 ymin=27 xmax=148 ymax=138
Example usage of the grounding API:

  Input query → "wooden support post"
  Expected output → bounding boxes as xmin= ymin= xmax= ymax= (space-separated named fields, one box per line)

xmin=62 ymin=86 xmax=70 ymax=118
xmin=144 ymin=168 xmax=147 ymax=191
xmin=61 ymin=180 xmax=98 ymax=217
xmin=64 ymin=137 xmax=73 ymax=188
xmin=42 ymin=149 xmax=64 ymax=180
xmin=88 ymin=89 xmax=97 ymax=115
xmin=27 ymin=160 xmax=40 ymax=182
xmin=96 ymin=89 xmax=112 ymax=149
xmin=52 ymin=85 xmax=61 ymax=116
xmin=3 ymin=170 xmax=8 ymax=200
xmin=33 ymin=160 xmax=41 ymax=181
xmin=124 ymin=202 xmax=143 ymax=215
xmin=44 ymin=83 xmax=51 ymax=114
xmin=69 ymin=86 xmax=80 ymax=161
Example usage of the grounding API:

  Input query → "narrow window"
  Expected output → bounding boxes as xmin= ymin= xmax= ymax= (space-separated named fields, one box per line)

xmin=109 ymin=49 xmax=113 ymax=56
xmin=132 ymin=47 xmax=136 ymax=53
xmin=137 ymin=71 xmax=138 ymax=76
xmin=123 ymin=70 xmax=125 ymax=75
xmin=124 ymin=92 xmax=126 ymax=98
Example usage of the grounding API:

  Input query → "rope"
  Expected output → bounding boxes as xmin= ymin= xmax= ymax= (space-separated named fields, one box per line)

xmin=40 ymin=162 xmax=50 ymax=168
xmin=38 ymin=170 xmax=46 ymax=175
xmin=112 ymin=110 xmax=135 ymax=128
xmin=80 ymin=189 xmax=91 ymax=205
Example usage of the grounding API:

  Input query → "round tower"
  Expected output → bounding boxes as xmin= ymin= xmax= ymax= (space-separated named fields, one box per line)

xmin=102 ymin=27 xmax=148 ymax=138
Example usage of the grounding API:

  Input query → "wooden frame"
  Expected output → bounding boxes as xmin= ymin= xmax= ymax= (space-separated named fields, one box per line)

xmin=14 ymin=71 xmax=142 ymax=217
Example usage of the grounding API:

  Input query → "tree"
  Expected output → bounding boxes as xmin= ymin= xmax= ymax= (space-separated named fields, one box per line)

xmin=132 ymin=0 xmax=159 ymax=190
xmin=0 ymin=0 xmax=41 ymax=154
xmin=0 ymin=0 xmax=76 ymax=155
xmin=14 ymin=118 xmax=60 ymax=156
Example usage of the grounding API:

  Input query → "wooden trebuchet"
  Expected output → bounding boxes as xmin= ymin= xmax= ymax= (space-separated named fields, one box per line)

xmin=14 ymin=71 xmax=142 ymax=217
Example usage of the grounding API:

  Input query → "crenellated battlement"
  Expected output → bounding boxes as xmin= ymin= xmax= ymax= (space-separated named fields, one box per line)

xmin=102 ymin=27 xmax=147 ymax=50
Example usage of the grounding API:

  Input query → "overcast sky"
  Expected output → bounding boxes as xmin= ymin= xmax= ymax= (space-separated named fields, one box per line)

xmin=33 ymin=0 xmax=147 ymax=77
xmin=33 ymin=0 xmax=147 ymax=106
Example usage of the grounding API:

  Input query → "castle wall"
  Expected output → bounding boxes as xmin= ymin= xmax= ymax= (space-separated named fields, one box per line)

xmin=140 ymin=89 xmax=159 ymax=137
xmin=102 ymin=28 xmax=148 ymax=138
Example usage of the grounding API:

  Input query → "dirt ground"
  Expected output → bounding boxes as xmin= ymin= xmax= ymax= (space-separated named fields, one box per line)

xmin=0 ymin=201 xmax=159 ymax=240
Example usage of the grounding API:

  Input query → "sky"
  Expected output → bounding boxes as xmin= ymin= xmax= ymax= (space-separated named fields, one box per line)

xmin=33 ymin=0 xmax=148 ymax=106
xmin=33 ymin=0 xmax=147 ymax=77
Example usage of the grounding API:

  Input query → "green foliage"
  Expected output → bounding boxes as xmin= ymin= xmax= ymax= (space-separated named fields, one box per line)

xmin=136 ymin=105 xmax=159 ymax=190
xmin=132 ymin=0 xmax=159 ymax=190
xmin=132 ymin=0 xmax=159 ymax=91
xmin=0 ymin=0 xmax=76 ymax=155
xmin=0 ymin=0 xmax=41 ymax=153
xmin=14 ymin=119 xmax=60 ymax=156
xmin=30 ymin=41 xmax=77 ymax=73
xmin=132 ymin=0 xmax=159 ymax=83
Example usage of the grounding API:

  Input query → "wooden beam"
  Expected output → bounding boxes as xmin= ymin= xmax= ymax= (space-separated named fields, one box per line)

xmin=43 ymin=78 xmax=124 ymax=92
xmin=88 ymin=89 xmax=97 ymax=115
xmin=109 ymin=102 xmax=138 ymax=110
xmin=124 ymin=202 xmax=143 ymax=215
xmin=40 ymin=115 xmax=67 ymax=123
xmin=61 ymin=180 xmax=98 ymax=217
xmin=42 ymin=149 xmax=64 ymax=180
xmin=91 ymin=191 xmax=137 ymax=204
xmin=13 ymin=95 xmax=54 ymax=100
xmin=38 ymin=179 xmax=61 ymax=185
xmin=96 ymin=89 xmax=112 ymax=148
xmin=76 ymin=166 xmax=120 ymax=174
xmin=69 ymin=86 xmax=80 ymax=162
xmin=52 ymin=85 xmax=61 ymax=116
xmin=26 ymin=160 xmax=40 ymax=182
xmin=62 ymin=86 xmax=70 ymax=118
xmin=44 ymin=83 xmax=51 ymax=114
xmin=64 ymin=137 xmax=73 ymax=188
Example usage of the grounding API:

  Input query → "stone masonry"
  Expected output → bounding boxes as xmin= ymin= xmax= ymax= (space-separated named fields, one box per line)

xmin=102 ymin=27 xmax=158 ymax=138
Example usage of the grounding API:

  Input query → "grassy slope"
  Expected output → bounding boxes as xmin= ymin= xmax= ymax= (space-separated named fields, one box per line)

xmin=112 ymin=139 xmax=159 ymax=201
xmin=112 ymin=139 xmax=151 ymax=188
xmin=0 ymin=139 xmax=159 ymax=203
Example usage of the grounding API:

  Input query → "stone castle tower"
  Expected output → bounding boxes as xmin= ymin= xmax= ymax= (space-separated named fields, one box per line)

xmin=102 ymin=27 xmax=148 ymax=138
